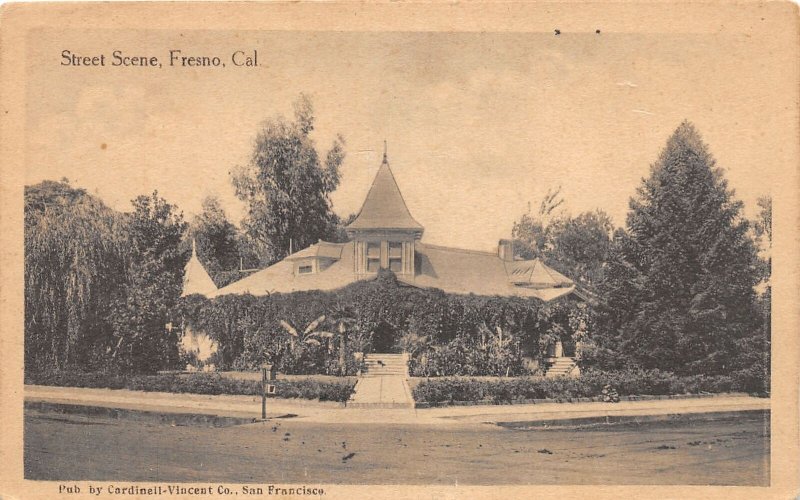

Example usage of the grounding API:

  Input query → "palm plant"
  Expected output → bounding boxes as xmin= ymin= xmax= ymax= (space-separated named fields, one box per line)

xmin=329 ymin=303 xmax=357 ymax=376
xmin=279 ymin=315 xmax=334 ymax=353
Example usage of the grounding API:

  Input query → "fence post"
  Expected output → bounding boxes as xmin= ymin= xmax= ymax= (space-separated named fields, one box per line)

xmin=261 ymin=363 xmax=271 ymax=420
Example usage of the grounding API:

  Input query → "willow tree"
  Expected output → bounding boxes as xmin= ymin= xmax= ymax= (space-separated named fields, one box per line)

xmin=24 ymin=180 xmax=126 ymax=373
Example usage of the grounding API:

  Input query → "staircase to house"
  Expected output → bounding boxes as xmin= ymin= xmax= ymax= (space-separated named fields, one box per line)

xmin=545 ymin=357 xmax=579 ymax=378
xmin=348 ymin=353 xmax=413 ymax=408
xmin=362 ymin=353 xmax=409 ymax=377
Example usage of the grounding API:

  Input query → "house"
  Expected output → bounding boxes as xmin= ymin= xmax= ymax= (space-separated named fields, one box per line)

xmin=186 ymin=151 xmax=577 ymax=302
xmin=183 ymin=150 xmax=581 ymax=375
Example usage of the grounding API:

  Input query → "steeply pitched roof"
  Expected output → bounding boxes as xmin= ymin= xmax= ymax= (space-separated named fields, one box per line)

xmin=346 ymin=158 xmax=423 ymax=232
xmin=182 ymin=241 xmax=218 ymax=297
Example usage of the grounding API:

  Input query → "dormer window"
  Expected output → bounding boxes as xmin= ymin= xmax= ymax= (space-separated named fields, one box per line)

xmin=298 ymin=265 xmax=313 ymax=274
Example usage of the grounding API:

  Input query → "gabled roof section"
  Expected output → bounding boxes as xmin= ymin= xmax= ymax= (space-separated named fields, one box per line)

xmin=346 ymin=155 xmax=424 ymax=232
xmin=182 ymin=240 xmax=218 ymax=297
xmin=505 ymin=259 xmax=574 ymax=289
xmin=285 ymin=240 xmax=345 ymax=261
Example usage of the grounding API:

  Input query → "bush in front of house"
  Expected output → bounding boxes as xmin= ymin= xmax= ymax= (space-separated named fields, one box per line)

xmin=25 ymin=371 xmax=356 ymax=402
xmin=176 ymin=271 xmax=587 ymax=377
xmin=411 ymin=369 xmax=749 ymax=405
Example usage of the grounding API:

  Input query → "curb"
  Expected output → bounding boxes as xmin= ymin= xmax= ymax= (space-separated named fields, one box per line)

xmin=24 ymin=401 xmax=290 ymax=427
xmin=492 ymin=408 xmax=770 ymax=430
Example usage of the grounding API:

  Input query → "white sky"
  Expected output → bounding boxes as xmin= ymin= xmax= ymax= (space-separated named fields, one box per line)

xmin=25 ymin=30 xmax=788 ymax=252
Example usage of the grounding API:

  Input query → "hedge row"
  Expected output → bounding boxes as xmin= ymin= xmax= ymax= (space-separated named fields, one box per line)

xmin=411 ymin=369 xmax=766 ymax=404
xmin=26 ymin=371 xmax=356 ymax=402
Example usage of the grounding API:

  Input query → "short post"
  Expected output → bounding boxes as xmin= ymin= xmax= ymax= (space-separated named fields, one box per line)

xmin=261 ymin=363 xmax=273 ymax=420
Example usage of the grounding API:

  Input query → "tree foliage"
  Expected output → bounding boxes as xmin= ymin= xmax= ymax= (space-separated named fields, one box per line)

xmin=512 ymin=189 xmax=613 ymax=287
xmin=108 ymin=192 xmax=187 ymax=373
xmin=591 ymin=122 xmax=765 ymax=380
xmin=186 ymin=196 xmax=241 ymax=286
xmin=231 ymin=94 xmax=346 ymax=265
xmin=24 ymin=180 xmax=127 ymax=373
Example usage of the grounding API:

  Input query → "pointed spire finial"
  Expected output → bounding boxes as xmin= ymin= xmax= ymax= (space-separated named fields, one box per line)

xmin=382 ymin=140 xmax=388 ymax=164
xmin=191 ymin=238 xmax=197 ymax=258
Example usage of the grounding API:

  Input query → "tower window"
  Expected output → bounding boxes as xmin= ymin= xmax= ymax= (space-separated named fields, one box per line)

xmin=388 ymin=242 xmax=403 ymax=272
xmin=366 ymin=242 xmax=381 ymax=272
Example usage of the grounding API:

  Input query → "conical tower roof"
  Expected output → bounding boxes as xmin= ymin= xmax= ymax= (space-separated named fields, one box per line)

xmin=346 ymin=151 xmax=423 ymax=233
xmin=182 ymin=240 xmax=218 ymax=297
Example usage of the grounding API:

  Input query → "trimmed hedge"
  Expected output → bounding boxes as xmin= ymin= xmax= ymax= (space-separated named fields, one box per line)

xmin=411 ymin=369 xmax=762 ymax=405
xmin=26 ymin=371 xmax=356 ymax=402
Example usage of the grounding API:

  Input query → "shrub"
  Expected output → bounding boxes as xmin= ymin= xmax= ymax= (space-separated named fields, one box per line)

xmin=411 ymin=369 xmax=746 ymax=404
xmin=25 ymin=371 xmax=356 ymax=402
xmin=177 ymin=274 xmax=584 ymax=376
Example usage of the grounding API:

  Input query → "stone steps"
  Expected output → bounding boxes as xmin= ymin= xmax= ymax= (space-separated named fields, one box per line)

xmin=362 ymin=353 xmax=409 ymax=378
xmin=546 ymin=357 xmax=578 ymax=378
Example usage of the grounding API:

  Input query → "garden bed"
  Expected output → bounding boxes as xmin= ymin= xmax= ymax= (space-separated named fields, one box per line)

xmin=25 ymin=371 xmax=356 ymax=402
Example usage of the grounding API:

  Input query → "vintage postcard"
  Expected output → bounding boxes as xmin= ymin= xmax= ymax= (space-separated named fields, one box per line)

xmin=1 ymin=2 xmax=798 ymax=499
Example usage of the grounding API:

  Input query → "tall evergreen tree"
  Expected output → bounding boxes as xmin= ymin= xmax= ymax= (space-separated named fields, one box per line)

xmin=231 ymin=94 xmax=346 ymax=265
xmin=594 ymin=121 xmax=762 ymax=376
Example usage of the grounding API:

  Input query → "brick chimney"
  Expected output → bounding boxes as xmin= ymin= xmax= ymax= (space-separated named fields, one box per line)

xmin=498 ymin=239 xmax=514 ymax=261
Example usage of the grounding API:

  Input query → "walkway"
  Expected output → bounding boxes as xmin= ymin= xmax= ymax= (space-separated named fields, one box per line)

xmin=24 ymin=385 xmax=769 ymax=427
xmin=347 ymin=376 xmax=414 ymax=408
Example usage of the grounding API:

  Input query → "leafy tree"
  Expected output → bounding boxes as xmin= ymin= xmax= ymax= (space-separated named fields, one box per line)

xmin=24 ymin=180 xmax=126 ymax=373
xmin=548 ymin=210 xmax=614 ymax=286
xmin=329 ymin=213 xmax=358 ymax=244
xmin=186 ymin=196 xmax=241 ymax=285
xmin=109 ymin=192 xmax=187 ymax=373
xmin=512 ymin=189 xmax=613 ymax=287
xmin=754 ymin=195 xmax=772 ymax=247
xmin=512 ymin=187 xmax=565 ymax=260
xmin=753 ymin=195 xmax=772 ymax=283
xmin=593 ymin=121 xmax=763 ymax=377
xmin=231 ymin=94 xmax=346 ymax=265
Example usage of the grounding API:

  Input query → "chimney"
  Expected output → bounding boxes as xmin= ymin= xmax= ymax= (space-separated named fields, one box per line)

xmin=498 ymin=239 xmax=514 ymax=261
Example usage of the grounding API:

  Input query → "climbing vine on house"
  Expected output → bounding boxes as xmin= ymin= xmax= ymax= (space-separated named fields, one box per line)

xmin=176 ymin=271 xmax=587 ymax=376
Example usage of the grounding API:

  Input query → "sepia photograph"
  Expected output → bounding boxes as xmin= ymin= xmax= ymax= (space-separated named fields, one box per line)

xmin=1 ymin=2 xmax=798 ymax=499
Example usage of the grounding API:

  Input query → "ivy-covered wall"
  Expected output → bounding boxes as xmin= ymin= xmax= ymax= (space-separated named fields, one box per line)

xmin=177 ymin=271 xmax=589 ymax=376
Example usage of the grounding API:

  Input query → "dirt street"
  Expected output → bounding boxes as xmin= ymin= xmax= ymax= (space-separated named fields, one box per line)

xmin=24 ymin=410 xmax=769 ymax=485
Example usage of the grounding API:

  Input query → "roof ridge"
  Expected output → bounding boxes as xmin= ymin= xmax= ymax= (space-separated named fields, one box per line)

xmin=420 ymin=243 xmax=498 ymax=257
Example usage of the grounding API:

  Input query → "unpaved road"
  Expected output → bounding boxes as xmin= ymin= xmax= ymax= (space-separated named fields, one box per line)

xmin=24 ymin=410 xmax=769 ymax=485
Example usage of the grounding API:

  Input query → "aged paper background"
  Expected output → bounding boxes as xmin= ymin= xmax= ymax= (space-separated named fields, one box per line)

xmin=1 ymin=2 xmax=798 ymax=499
